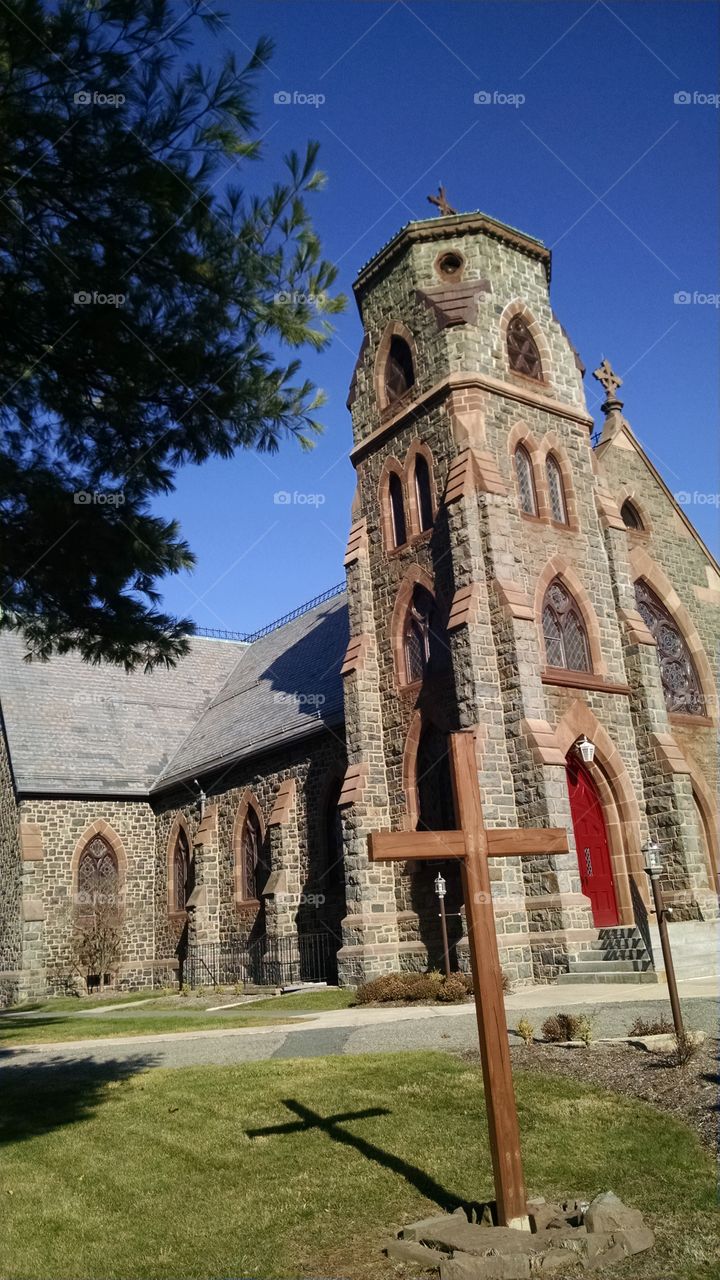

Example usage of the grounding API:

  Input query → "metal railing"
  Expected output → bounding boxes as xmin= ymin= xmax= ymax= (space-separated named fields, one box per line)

xmin=193 ymin=582 xmax=346 ymax=645
xmin=184 ymin=931 xmax=336 ymax=988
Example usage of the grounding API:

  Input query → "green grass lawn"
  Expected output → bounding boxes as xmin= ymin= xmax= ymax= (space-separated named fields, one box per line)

xmin=0 ymin=1051 xmax=716 ymax=1280
xmin=246 ymin=986 xmax=356 ymax=1013
xmin=0 ymin=1010 xmax=297 ymax=1045
xmin=7 ymin=991 xmax=163 ymax=1014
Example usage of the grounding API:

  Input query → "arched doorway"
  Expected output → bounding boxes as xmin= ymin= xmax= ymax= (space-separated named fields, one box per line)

xmin=413 ymin=724 xmax=463 ymax=970
xmin=566 ymin=755 xmax=619 ymax=927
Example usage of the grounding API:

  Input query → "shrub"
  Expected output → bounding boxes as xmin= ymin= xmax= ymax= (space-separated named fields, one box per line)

xmin=575 ymin=1015 xmax=594 ymax=1046
xmin=180 ymin=984 xmax=190 ymax=998
xmin=194 ymin=985 xmax=206 ymax=999
xmin=673 ymin=1030 xmax=701 ymax=1067
xmin=541 ymin=1012 xmax=584 ymax=1042
xmin=516 ymin=1017 xmax=534 ymax=1045
xmin=628 ymin=1014 xmax=674 ymax=1037
xmin=355 ymin=970 xmax=472 ymax=1006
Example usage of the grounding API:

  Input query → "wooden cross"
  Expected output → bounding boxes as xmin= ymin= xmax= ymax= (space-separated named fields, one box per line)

xmin=368 ymin=731 xmax=569 ymax=1230
xmin=427 ymin=184 xmax=458 ymax=216
xmin=592 ymin=358 xmax=623 ymax=401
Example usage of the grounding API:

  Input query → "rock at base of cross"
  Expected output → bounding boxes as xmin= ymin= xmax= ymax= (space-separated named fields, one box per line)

xmin=386 ymin=1192 xmax=654 ymax=1277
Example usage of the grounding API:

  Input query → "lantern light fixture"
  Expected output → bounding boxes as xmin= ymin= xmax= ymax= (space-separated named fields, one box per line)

xmin=643 ymin=841 xmax=662 ymax=875
xmin=576 ymin=735 xmax=596 ymax=765
xmin=434 ymin=871 xmax=447 ymax=899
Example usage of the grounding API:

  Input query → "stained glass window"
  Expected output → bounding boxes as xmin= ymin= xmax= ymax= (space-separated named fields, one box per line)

xmin=242 ymin=806 xmax=270 ymax=900
xmin=414 ymin=454 xmax=434 ymax=531
xmin=546 ymin=455 xmax=567 ymax=524
xmin=403 ymin=586 xmax=449 ymax=684
xmin=635 ymin=580 xmax=703 ymax=715
xmin=507 ymin=315 xmax=543 ymax=379
xmin=515 ymin=445 xmax=537 ymax=515
xmin=77 ymin=836 xmax=118 ymax=915
xmin=385 ymin=336 xmax=415 ymax=403
xmin=389 ymin=471 xmax=406 ymax=547
xmin=173 ymin=828 xmax=194 ymax=913
xmin=621 ymin=500 xmax=643 ymax=530
xmin=542 ymin=579 xmax=591 ymax=672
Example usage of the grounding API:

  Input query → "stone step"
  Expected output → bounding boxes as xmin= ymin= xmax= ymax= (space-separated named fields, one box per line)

xmin=557 ymin=969 xmax=659 ymax=985
xmin=568 ymin=957 xmax=653 ymax=973
xmin=582 ymin=947 xmax=650 ymax=961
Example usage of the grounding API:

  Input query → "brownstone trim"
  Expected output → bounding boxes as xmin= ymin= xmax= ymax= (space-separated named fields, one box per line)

xmin=541 ymin=669 xmax=631 ymax=695
xmin=19 ymin=822 xmax=44 ymax=861
xmin=341 ymin=633 xmax=370 ymax=677
xmin=493 ymin=578 xmax=534 ymax=622
xmin=629 ymin=546 xmax=718 ymax=723
xmin=373 ymin=319 xmax=419 ymax=414
xmin=71 ymin=819 xmax=128 ymax=912
xmin=267 ymin=777 xmax=296 ymax=827
xmin=533 ymin=555 xmax=607 ymax=676
xmin=536 ymin=433 xmax=580 ymax=532
xmin=231 ymin=790 xmax=266 ymax=906
xmin=390 ymin=563 xmax=435 ymax=690
xmin=338 ymin=762 xmax=368 ymax=807
xmin=404 ymin=438 xmax=437 ymax=538
xmin=669 ymin=711 xmax=714 ymax=728
xmin=651 ymin=732 xmax=692 ymax=775
xmin=344 ymin=517 xmax=368 ymax=566
xmin=594 ymin=485 xmax=626 ymax=532
xmin=447 ymin=583 xmax=483 ymax=631
xmin=377 ymin=455 xmax=409 ymax=552
xmin=554 ymin=701 xmax=649 ymax=921
xmin=686 ymin=762 xmax=720 ymax=894
xmin=615 ymin=487 xmax=652 ymax=536
xmin=521 ymin=717 xmax=566 ymax=766
xmin=349 ymin=371 xmax=594 ymax=464
xmin=618 ymin=607 xmax=656 ymax=646
xmin=499 ymin=299 xmax=554 ymax=390
xmin=165 ymin=812 xmax=193 ymax=920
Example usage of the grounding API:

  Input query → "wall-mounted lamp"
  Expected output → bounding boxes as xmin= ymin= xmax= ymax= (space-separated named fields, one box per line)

xmin=575 ymin=735 xmax=596 ymax=765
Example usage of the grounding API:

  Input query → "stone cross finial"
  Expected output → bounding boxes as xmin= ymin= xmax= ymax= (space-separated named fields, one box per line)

xmin=427 ymin=185 xmax=457 ymax=217
xmin=593 ymin=358 xmax=623 ymax=404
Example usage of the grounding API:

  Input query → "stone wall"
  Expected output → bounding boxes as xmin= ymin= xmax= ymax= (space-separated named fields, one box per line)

xmin=0 ymin=719 xmax=22 ymax=1005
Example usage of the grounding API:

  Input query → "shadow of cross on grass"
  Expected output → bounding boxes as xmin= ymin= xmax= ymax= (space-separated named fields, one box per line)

xmin=247 ymin=1099 xmax=482 ymax=1216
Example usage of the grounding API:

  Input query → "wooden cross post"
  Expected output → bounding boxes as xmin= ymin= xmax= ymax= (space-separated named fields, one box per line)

xmin=368 ymin=730 xmax=569 ymax=1230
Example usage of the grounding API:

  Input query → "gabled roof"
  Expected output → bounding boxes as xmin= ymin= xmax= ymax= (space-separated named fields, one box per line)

xmin=153 ymin=591 xmax=348 ymax=792
xmin=0 ymin=632 xmax=245 ymax=796
xmin=596 ymin=418 xmax=720 ymax=576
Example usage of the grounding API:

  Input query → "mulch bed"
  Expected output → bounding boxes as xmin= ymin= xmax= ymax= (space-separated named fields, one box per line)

xmin=465 ymin=1039 xmax=719 ymax=1152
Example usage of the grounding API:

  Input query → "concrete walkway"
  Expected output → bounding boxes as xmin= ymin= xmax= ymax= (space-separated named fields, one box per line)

xmin=2 ymin=979 xmax=716 ymax=1074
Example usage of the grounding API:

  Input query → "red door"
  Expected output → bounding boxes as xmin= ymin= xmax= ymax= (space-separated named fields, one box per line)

xmin=566 ymin=759 xmax=619 ymax=927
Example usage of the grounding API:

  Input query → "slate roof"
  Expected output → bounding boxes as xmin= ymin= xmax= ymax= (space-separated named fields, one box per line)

xmin=154 ymin=591 xmax=348 ymax=792
xmin=0 ymin=632 xmax=245 ymax=796
xmin=0 ymin=590 xmax=349 ymax=797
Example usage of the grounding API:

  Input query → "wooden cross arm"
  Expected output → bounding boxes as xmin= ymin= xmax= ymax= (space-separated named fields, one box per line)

xmin=368 ymin=827 xmax=569 ymax=862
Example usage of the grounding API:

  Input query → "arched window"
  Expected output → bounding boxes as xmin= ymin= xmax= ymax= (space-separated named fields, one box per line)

xmin=514 ymin=445 xmax=537 ymax=515
xmin=388 ymin=471 xmax=407 ymax=547
xmin=542 ymin=579 xmax=591 ymax=672
xmin=621 ymin=499 xmax=643 ymax=530
xmin=414 ymin=454 xmax=434 ymax=532
xmin=385 ymin=335 xmax=415 ymax=403
xmin=634 ymin=580 xmax=703 ymax=715
xmin=507 ymin=315 xmax=543 ymax=380
xmin=172 ymin=827 xmax=195 ymax=913
xmin=241 ymin=805 xmax=271 ymax=901
xmin=77 ymin=835 xmax=119 ymax=917
xmin=416 ymin=725 xmax=456 ymax=832
xmin=403 ymin=586 xmax=449 ymax=685
xmin=546 ymin=455 xmax=567 ymax=524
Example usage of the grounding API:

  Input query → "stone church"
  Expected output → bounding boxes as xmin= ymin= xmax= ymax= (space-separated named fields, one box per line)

xmin=1 ymin=208 xmax=718 ymax=1004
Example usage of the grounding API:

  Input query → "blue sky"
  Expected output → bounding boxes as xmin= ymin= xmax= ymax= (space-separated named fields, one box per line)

xmin=154 ymin=0 xmax=719 ymax=635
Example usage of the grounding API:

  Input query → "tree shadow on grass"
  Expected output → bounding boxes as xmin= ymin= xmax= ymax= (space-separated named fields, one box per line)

xmin=247 ymin=1098 xmax=488 ymax=1217
xmin=0 ymin=1048 xmax=157 ymax=1146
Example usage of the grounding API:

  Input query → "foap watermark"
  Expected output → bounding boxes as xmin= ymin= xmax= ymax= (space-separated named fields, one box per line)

xmin=674 ymin=90 xmax=720 ymax=108
xmin=274 ymin=289 xmax=329 ymax=309
xmin=274 ymin=490 xmax=325 ymax=507
xmin=74 ymin=490 xmax=125 ymax=506
xmin=674 ymin=290 xmax=720 ymax=307
xmin=74 ymin=89 xmax=126 ymax=107
xmin=273 ymin=89 xmax=325 ymax=108
xmin=273 ymin=692 xmax=326 ymax=708
xmin=474 ymin=89 xmax=525 ymax=108
xmin=675 ymin=491 xmax=720 ymax=507
xmin=74 ymin=290 xmax=126 ymax=307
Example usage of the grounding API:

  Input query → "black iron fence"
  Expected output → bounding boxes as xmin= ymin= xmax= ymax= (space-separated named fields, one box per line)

xmin=184 ymin=931 xmax=336 ymax=989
